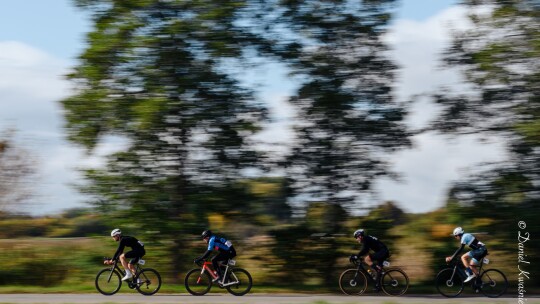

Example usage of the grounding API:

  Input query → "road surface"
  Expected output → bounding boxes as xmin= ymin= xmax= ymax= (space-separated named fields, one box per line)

xmin=0 ymin=294 xmax=533 ymax=304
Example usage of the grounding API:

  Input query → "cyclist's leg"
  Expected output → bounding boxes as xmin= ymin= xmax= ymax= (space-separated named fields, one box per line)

xmin=364 ymin=254 xmax=374 ymax=267
xmin=469 ymin=247 xmax=487 ymax=276
xmin=119 ymin=253 xmax=131 ymax=274
xmin=370 ymin=249 xmax=389 ymax=270
xmin=212 ymin=251 xmax=229 ymax=279
xmin=125 ymin=249 xmax=143 ymax=275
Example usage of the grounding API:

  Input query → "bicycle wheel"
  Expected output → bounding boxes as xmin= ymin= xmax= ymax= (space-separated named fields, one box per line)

xmin=381 ymin=268 xmax=409 ymax=296
xmin=479 ymin=269 xmax=508 ymax=298
xmin=135 ymin=268 xmax=161 ymax=296
xmin=435 ymin=268 xmax=464 ymax=297
xmin=339 ymin=269 xmax=368 ymax=295
xmin=185 ymin=268 xmax=212 ymax=296
xmin=225 ymin=268 xmax=253 ymax=296
xmin=95 ymin=268 xmax=122 ymax=295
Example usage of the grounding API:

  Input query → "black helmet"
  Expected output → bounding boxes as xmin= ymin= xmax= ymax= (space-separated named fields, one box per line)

xmin=201 ymin=230 xmax=212 ymax=239
xmin=353 ymin=229 xmax=365 ymax=238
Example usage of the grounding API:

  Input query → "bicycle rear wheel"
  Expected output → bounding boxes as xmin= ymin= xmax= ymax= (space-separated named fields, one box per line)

xmin=339 ymin=269 xmax=367 ymax=295
xmin=95 ymin=268 xmax=122 ymax=295
xmin=479 ymin=269 xmax=508 ymax=298
xmin=185 ymin=268 xmax=212 ymax=296
xmin=135 ymin=268 xmax=161 ymax=295
xmin=381 ymin=268 xmax=409 ymax=296
xmin=225 ymin=268 xmax=253 ymax=296
xmin=435 ymin=268 xmax=464 ymax=297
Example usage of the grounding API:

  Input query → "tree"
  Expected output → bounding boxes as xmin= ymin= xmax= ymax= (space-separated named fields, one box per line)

xmin=64 ymin=0 xmax=268 ymax=277
xmin=261 ymin=0 xmax=411 ymax=210
xmin=0 ymin=131 xmax=36 ymax=212
xmin=431 ymin=0 xmax=540 ymax=284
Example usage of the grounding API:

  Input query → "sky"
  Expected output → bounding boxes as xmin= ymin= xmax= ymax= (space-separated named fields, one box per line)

xmin=0 ymin=0 xmax=507 ymax=215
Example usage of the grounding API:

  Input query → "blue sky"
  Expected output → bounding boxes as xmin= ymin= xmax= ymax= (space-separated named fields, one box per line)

xmin=0 ymin=0 xmax=457 ymax=60
xmin=1 ymin=0 xmax=508 ymax=216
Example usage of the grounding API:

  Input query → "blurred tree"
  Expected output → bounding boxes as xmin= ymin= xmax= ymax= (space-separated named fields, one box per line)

xmin=64 ymin=0 xmax=409 ymax=279
xmin=431 ymin=0 xmax=540 ymax=284
xmin=269 ymin=203 xmax=349 ymax=286
xmin=258 ymin=0 xmax=411 ymax=210
xmin=64 ymin=0 xmax=268 ymax=277
xmin=0 ymin=131 xmax=36 ymax=213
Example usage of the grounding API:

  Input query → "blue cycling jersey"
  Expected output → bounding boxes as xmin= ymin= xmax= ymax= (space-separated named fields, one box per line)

xmin=461 ymin=233 xmax=485 ymax=250
xmin=207 ymin=235 xmax=233 ymax=252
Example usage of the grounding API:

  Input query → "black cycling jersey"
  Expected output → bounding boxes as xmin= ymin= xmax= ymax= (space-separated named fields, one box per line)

xmin=112 ymin=236 xmax=144 ymax=261
xmin=358 ymin=235 xmax=388 ymax=257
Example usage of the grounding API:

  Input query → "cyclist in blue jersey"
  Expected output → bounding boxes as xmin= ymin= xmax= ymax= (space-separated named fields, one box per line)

xmin=445 ymin=227 xmax=488 ymax=283
xmin=194 ymin=230 xmax=236 ymax=283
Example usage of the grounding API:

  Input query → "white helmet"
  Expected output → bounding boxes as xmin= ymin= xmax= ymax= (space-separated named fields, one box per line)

xmin=453 ymin=227 xmax=464 ymax=236
xmin=111 ymin=228 xmax=122 ymax=237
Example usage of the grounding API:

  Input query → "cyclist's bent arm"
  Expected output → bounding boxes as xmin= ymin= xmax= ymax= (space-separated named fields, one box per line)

xmin=449 ymin=244 xmax=465 ymax=261
xmin=112 ymin=241 xmax=126 ymax=261
xmin=357 ymin=244 xmax=369 ymax=257
xmin=199 ymin=250 xmax=212 ymax=260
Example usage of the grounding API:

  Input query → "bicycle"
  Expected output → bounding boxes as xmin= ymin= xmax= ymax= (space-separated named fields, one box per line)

xmin=339 ymin=257 xmax=409 ymax=296
xmin=95 ymin=258 xmax=162 ymax=296
xmin=435 ymin=256 xmax=508 ymax=298
xmin=184 ymin=259 xmax=253 ymax=296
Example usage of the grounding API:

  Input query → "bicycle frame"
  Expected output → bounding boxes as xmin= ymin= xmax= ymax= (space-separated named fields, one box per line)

xmin=198 ymin=261 xmax=239 ymax=287
xmin=107 ymin=260 xmax=142 ymax=285
xmin=352 ymin=260 xmax=381 ymax=285
xmin=447 ymin=258 xmax=485 ymax=289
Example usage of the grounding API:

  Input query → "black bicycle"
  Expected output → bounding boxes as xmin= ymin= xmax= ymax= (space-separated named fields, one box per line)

xmin=435 ymin=256 xmax=507 ymax=298
xmin=95 ymin=258 xmax=161 ymax=296
xmin=339 ymin=257 xmax=409 ymax=296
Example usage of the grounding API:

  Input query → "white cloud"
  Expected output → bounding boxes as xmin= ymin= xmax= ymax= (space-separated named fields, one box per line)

xmin=0 ymin=41 xmax=102 ymax=215
xmin=374 ymin=5 xmax=508 ymax=213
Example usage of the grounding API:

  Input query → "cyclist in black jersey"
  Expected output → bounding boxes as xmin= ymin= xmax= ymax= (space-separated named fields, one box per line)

xmin=104 ymin=228 xmax=146 ymax=281
xmin=349 ymin=229 xmax=390 ymax=290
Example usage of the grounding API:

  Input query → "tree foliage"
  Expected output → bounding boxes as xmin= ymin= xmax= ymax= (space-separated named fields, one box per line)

xmin=265 ymin=0 xmax=411 ymax=208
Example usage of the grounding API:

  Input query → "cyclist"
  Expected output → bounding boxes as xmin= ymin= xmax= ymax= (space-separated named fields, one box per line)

xmin=349 ymin=229 xmax=390 ymax=291
xmin=104 ymin=228 xmax=146 ymax=281
xmin=445 ymin=227 xmax=488 ymax=283
xmin=194 ymin=230 xmax=236 ymax=283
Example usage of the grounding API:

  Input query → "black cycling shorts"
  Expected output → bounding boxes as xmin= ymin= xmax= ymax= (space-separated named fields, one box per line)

xmin=125 ymin=248 xmax=146 ymax=264
xmin=369 ymin=248 xmax=389 ymax=264
xmin=469 ymin=246 xmax=488 ymax=263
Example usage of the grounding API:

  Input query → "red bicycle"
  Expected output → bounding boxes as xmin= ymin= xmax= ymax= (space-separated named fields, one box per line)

xmin=184 ymin=259 xmax=252 ymax=296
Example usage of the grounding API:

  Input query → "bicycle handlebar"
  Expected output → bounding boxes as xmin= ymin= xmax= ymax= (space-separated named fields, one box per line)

xmin=194 ymin=259 xmax=207 ymax=267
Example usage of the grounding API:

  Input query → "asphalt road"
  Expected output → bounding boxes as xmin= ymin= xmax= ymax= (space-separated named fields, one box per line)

xmin=0 ymin=294 xmax=532 ymax=304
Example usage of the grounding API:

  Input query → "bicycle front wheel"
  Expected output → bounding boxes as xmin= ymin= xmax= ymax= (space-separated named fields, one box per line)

xmin=381 ymin=268 xmax=409 ymax=296
xmin=435 ymin=268 xmax=464 ymax=298
xmin=185 ymin=268 xmax=212 ymax=296
xmin=95 ymin=268 xmax=122 ymax=296
xmin=225 ymin=268 xmax=253 ymax=296
xmin=135 ymin=268 xmax=162 ymax=296
xmin=480 ymin=269 xmax=508 ymax=298
xmin=339 ymin=269 xmax=367 ymax=295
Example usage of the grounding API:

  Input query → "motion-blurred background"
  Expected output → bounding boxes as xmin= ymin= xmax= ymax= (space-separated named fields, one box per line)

xmin=0 ymin=0 xmax=538 ymax=294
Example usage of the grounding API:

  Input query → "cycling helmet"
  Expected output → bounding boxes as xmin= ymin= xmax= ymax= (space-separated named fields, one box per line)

xmin=201 ymin=230 xmax=212 ymax=239
xmin=453 ymin=227 xmax=464 ymax=236
xmin=353 ymin=229 xmax=365 ymax=238
xmin=111 ymin=228 xmax=122 ymax=237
